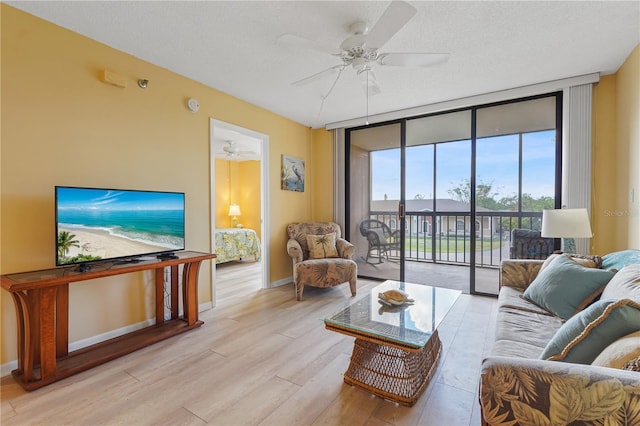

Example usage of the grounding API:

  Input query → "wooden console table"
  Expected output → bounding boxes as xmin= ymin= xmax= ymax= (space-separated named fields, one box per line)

xmin=1 ymin=250 xmax=215 ymax=391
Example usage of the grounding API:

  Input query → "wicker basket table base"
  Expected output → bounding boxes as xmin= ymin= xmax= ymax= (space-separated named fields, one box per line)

xmin=343 ymin=329 xmax=442 ymax=406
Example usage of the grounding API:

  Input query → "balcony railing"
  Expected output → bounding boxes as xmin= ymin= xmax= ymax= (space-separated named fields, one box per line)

xmin=368 ymin=211 xmax=544 ymax=268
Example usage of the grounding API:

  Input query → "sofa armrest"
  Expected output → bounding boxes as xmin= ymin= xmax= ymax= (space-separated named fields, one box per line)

xmin=480 ymin=356 xmax=640 ymax=426
xmin=286 ymin=238 xmax=303 ymax=263
xmin=336 ymin=238 xmax=355 ymax=260
xmin=500 ymin=259 xmax=544 ymax=291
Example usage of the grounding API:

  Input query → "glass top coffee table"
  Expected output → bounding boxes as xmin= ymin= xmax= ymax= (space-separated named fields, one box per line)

xmin=324 ymin=281 xmax=461 ymax=406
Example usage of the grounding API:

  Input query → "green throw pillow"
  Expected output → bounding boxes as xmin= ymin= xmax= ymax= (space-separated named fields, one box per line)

xmin=540 ymin=298 xmax=640 ymax=364
xmin=523 ymin=254 xmax=615 ymax=319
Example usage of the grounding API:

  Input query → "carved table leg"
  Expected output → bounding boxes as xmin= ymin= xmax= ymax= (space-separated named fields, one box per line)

xmin=56 ymin=284 xmax=68 ymax=358
xmin=155 ymin=267 xmax=165 ymax=324
xmin=39 ymin=287 xmax=58 ymax=379
xmin=182 ymin=261 xmax=202 ymax=326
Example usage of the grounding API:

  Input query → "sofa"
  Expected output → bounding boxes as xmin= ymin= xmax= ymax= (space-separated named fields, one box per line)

xmin=480 ymin=250 xmax=640 ymax=426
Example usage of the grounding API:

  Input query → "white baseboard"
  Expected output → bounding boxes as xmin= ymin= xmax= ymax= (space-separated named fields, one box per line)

xmin=199 ymin=301 xmax=213 ymax=311
xmin=1 ymin=360 xmax=17 ymax=378
xmin=1 ymin=318 xmax=153 ymax=377
xmin=270 ymin=276 xmax=292 ymax=288
xmin=1 ymin=303 xmax=215 ymax=378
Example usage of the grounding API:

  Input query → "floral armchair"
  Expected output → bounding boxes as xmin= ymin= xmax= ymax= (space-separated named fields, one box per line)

xmin=286 ymin=222 xmax=357 ymax=301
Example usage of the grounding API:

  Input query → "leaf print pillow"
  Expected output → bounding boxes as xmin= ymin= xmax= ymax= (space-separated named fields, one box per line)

xmin=307 ymin=233 xmax=339 ymax=259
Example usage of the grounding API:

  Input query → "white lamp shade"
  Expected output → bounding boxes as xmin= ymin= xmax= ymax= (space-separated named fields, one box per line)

xmin=228 ymin=204 xmax=241 ymax=217
xmin=541 ymin=208 xmax=592 ymax=238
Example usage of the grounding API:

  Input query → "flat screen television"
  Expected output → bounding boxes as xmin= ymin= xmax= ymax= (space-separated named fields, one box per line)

xmin=55 ymin=186 xmax=185 ymax=267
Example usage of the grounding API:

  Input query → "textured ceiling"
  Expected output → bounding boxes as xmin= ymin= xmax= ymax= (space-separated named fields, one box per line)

xmin=8 ymin=1 xmax=640 ymax=129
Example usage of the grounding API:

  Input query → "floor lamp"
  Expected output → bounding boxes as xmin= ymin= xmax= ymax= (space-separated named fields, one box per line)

xmin=541 ymin=208 xmax=593 ymax=253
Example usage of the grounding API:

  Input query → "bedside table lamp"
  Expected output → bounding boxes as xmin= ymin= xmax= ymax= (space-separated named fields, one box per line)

xmin=228 ymin=204 xmax=241 ymax=228
xmin=541 ymin=208 xmax=592 ymax=253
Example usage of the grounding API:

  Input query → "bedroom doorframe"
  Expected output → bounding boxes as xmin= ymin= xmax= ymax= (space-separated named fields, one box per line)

xmin=209 ymin=118 xmax=270 ymax=307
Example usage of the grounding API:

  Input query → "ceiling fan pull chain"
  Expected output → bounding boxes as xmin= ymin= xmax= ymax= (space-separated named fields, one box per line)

xmin=317 ymin=66 xmax=344 ymax=120
xmin=365 ymin=70 xmax=370 ymax=125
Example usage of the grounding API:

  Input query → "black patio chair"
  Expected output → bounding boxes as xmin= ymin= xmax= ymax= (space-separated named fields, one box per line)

xmin=359 ymin=219 xmax=401 ymax=264
xmin=509 ymin=228 xmax=555 ymax=259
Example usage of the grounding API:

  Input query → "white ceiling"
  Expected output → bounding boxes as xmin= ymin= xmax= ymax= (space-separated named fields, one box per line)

xmin=7 ymin=1 xmax=640 ymax=129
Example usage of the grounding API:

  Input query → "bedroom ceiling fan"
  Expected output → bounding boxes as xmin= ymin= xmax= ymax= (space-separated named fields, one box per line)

xmin=222 ymin=140 xmax=258 ymax=159
xmin=280 ymin=0 xmax=450 ymax=96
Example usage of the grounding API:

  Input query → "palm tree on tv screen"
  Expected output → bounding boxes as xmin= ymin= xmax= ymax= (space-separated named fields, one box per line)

xmin=57 ymin=231 xmax=80 ymax=260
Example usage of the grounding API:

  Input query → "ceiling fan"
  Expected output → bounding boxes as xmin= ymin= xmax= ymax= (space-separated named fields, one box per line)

xmin=222 ymin=141 xmax=258 ymax=159
xmin=281 ymin=0 xmax=449 ymax=96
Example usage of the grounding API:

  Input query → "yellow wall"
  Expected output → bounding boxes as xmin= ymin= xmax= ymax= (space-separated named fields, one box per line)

xmin=310 ymin=128 xmax=334 ymax=222
xmin=592 ymin=44 xmax=640 ymax=253
xmin=616 ymin=44 xmax=640 ymax=249
xmin=214 ymin=159 xmax=232 ymax=226
xmin=237 ymin=160 xmax=262 ymax=235
xmin=0 ymin=6 xmax=317 ymax=364
xmin=214 ymin=159 xmax=261 ymax=236
xmin=2 ymin=4 xmax=637 ymax=369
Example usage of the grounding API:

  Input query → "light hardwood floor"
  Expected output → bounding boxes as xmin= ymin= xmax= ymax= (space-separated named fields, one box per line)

xmin=1 ymin=261 xmax=498 ymax=426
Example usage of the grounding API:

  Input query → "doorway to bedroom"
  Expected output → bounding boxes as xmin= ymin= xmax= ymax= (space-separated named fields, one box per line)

xmin=210 ymin=119 xmax=270 ymax=306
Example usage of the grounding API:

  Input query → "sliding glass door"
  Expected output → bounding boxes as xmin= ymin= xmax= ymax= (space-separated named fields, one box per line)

xmin=474 ymin=96 xmax=560 ymax=294
xmin=346 ymin=93 xmax=561 ymax=295
xmin=347 ymin=122 xmax=403 ymax=282
xmin=403 ymin=111 xmax=472 ymax=292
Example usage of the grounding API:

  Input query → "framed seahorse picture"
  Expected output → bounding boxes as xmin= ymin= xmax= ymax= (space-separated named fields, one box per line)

xmin=281 ymin=155 xmax=305 ymax=192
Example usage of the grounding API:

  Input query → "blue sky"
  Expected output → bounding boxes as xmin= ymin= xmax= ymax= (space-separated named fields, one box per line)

xmin=371 ymin=130 xmax=555 ymax=201
xmin=57 ymin=187 xmax=184 ymax=210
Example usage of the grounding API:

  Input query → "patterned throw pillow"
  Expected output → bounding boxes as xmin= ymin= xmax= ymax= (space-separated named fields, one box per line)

xmin=306 ymin=233 xmax=339 ymax=259
xmin=623 ymin=356 xmax=640 ymax=371
xmin=541 ymin=253 xmax=603 ymax=271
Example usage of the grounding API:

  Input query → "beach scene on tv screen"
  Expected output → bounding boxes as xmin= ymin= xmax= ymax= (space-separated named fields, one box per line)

xmin=56 ymin=188 xmax=185 ymax=265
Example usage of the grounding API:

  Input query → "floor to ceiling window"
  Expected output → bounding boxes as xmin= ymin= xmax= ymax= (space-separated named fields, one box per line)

xmin=346 ymin=93 xmax=561 ymax=295
xmin=348 ymin=122 xmax=403 ymax=282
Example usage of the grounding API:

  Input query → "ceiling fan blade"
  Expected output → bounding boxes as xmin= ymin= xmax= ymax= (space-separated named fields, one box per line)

xmin=291 ymin=64 xmax=345 ymax=87
xmin=278 ymin=33 xmax=341 ymax=55
xmin=365 ymin=1 xmax=417 ymax=50
xmin=378 ymin=52 xmax=450 ymax=67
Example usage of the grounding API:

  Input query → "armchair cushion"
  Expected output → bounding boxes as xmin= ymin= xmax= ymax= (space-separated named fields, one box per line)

xmin=522 ymin=254 xmax=615 ymax=320
xmin=287 ymin=222 xmax=344 ymax=260
xmin=307 ymin=233 xmax=339 ymax=259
